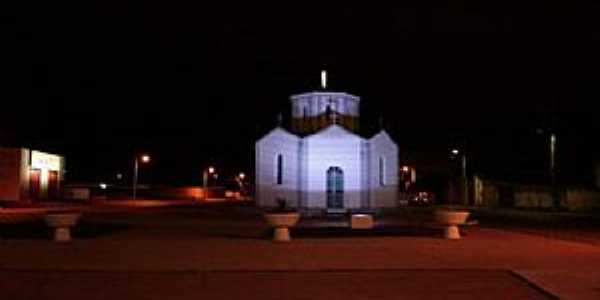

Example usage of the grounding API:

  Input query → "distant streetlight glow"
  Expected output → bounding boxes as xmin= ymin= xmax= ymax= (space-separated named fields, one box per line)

xmin=450 ymin=146 xmax=467 ymax=205
xmin=237 ymin=172 xmax=247 ymax=199
xmin=99 ymin=183 xmax=107 ymax=190
xmin=203 ymin=166 xmax=217 ymax=200
xmin=133 ymin=154 xmax=151 ymax=200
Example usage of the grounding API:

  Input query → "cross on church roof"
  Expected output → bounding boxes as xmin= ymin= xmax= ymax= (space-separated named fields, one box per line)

xmin=321 ymin=70 xmax=327 ymax=90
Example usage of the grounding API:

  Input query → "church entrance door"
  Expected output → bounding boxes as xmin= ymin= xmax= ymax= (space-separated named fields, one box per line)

xmin=326 ymin=167 xmax=344 ymax=209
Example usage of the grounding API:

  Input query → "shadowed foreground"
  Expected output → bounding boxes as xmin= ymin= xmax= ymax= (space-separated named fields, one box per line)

xmin=0 ymin=269 xmax=553 ymax=300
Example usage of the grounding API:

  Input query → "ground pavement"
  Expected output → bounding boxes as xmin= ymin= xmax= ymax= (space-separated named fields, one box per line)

xmin=0 ymin=204 xmax=599 ymax=299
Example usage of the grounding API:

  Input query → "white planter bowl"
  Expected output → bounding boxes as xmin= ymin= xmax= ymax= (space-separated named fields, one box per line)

xmin=434 ymin=210 xmax=470 ymax=239
xmin=263 ymin=212 xmax=300 ymax=242
xmin=44 ymin=213 xmax=81 ymax=242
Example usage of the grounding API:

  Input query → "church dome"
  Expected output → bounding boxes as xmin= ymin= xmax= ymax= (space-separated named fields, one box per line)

xmin=290 ymin=92 xmax=360 ymax=134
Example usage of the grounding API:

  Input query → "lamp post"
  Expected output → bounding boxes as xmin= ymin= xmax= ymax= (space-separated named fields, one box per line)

xmin=132 ymin=154 xmax=150 ymax=200
xmin=549 ymin=97 xmax=560 ymax=210
xmin=203 ymin=166 xmax=215 ymax=200
xmin=400 ymin=166 xmax=410 ymax=192
xmin=537 ymin=127 xmax=559 ymax=209
xmin=236 ymin=172 xmax=246 ymax=198
xmin=550 ymin=132 xmax=559 ymax=209
xmin=451 ymin=148 xmax=468 ymax=205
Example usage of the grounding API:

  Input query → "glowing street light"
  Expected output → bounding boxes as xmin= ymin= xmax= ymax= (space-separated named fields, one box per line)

xmin=133 ymin=154 xmax=151 ymax=200
xmin=236 ymin=172 xmax=247 ymax=199
xmin=450 ymin=147 xmax=467 ymax=205
xmin=203 ymin=166 xmax=216 ymax=200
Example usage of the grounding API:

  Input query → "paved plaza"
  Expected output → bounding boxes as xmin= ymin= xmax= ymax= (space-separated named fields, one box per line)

xmin=0 ymin=269 xmax=553 ymax=300
xmin=0 ymin=202 xmax=599 ymax=299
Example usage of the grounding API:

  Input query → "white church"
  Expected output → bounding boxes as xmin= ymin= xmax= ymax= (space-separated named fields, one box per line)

xmin=255 ymin=72 xmax=399 ymax=213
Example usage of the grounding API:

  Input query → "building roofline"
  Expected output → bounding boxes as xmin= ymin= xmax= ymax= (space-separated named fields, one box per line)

xmin=303 ymin=124 xmax=366 ymax=141
xmin=290 ymin=91 xmax=360 ymax=101
xmin=256 ymin=126 xmax=300 ymax=144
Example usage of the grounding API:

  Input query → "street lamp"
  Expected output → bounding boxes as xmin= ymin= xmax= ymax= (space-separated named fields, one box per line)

xmin=451 ymin=148 xmax=467 ymax=205
xmin=536 ymin=127 xmax=560 ymax=209
xmin=203 ymin=166 xmax=215 ymax=200
xmin=547 ymin=131 xmax=558 ymax=209
xmin=235 ymin=172 xmax=248 ymax=200
xmin=133 ymin=154 xmax=151 ymax=200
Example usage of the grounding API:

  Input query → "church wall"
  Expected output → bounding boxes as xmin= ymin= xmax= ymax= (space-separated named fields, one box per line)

xmin=360 ymin=140 xmax=371 ymax=207
xmin=255 ymin=129 xmax=301 ymax=207
xmin=305 ymin=126 xmax=364 ymax=209
xmin=298 ymin=139 xmax=309 ymax=208
xmin=369 ymin=132 xmax=399 ymax=207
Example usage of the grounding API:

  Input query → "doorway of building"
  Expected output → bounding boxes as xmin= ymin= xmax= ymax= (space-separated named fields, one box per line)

xmin=48 ymin=170 xmax=59 ymax=199
xmin=29 ymin=169 xmax=41 ymax=200
xmin=326 ymin=167 xmax=344 ymax=209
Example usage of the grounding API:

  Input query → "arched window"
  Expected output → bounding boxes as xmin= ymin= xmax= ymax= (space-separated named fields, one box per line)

xmin=276 ymin=154 xmax=283 ymax=185
xmin=379 ymin=157 xmax=385 ymax=186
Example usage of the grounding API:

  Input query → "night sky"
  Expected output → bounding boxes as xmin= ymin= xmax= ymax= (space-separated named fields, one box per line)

xmin=2 ymin=1 xmax=600 ymax=186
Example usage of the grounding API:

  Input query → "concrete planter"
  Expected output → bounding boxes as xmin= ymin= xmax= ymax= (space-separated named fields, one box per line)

xmin=434 ymin=210 xmax=470 ymax=239
xmin=44 ymin=213 xmax=81 ymax=242
xmin=263 ymin=212 xmax=300 ymax=242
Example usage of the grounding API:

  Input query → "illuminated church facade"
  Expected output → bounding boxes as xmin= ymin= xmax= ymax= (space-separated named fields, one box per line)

xmin=255 ymin=74 xmax=399 ymax=212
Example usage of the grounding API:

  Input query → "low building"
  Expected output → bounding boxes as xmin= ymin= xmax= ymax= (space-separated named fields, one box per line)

xmin=472 ymin=175 xmax=600 ymax=211
xmin=0 ymin=147 xmax=65 ymax=202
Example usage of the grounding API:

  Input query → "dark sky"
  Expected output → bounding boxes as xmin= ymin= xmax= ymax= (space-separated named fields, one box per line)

xmin=2 ymin=1 xmax=600 ymax=186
